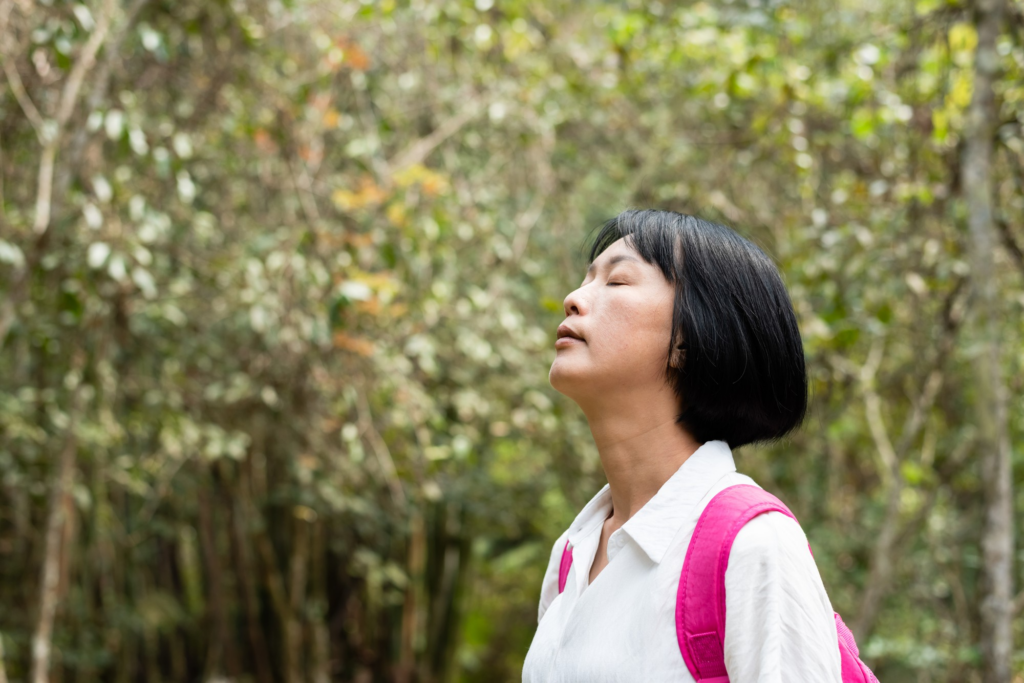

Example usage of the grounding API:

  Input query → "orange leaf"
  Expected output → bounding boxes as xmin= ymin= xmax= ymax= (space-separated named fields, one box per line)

xmin=335 ymin=38 xmax=371 ymax=71
xmin=354 ymin=298 xmax=382 ymax=315
xmin=254 ymin=128 xmax=276 ymax=153
xmin=344 ymin=233 xmax=374 ymax=247
xmin=332 ymin=332 xmax=375 ymax=356
xmin=310 ymin=92 xmax=332 ymax=112
xmin=331 ymin=176 xmax=388 ymax=211
xmin=346 ymin=44 xmax=370 ymax=71
xmin=421 ymin=175 xmax=446 ymax=196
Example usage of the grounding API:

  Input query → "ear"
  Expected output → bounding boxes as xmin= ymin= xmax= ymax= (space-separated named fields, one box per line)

xmin=669 ymin=341 xmax=687 ymax=370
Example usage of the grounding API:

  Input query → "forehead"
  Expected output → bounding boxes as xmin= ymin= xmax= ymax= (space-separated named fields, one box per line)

xmin=586 ymin=237 xmax=644 ymax=275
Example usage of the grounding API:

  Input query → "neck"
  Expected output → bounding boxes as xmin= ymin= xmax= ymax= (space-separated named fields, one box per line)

xmin=578 ymin=386 xmax=701 ymax=525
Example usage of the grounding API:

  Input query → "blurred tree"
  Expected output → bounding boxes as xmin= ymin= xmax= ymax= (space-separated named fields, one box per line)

xmin=0 ymin=1 xmax=1021 ymax=682
xmin=962 ymin=0 xmax=1014 ymax=681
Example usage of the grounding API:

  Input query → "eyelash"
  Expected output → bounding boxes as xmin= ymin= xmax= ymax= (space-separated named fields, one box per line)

xmin=580 ymin=278 xmax=626 ymax=287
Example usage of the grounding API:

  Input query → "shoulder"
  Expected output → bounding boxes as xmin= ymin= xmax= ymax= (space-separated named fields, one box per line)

xmin=725 ymin=509 xmax=834 ymax=614
xmin=537 ymin=528 xmax=570 ymax=625
xmin=697 ymin=475 xmax=816 ymax=570
xmin=722 ymin=500 xmax=842 ymax=681
xmin=722 ymin=487 xmax=830 ymax=604
xmin=729 ymin=509 xmax=813 ymax=566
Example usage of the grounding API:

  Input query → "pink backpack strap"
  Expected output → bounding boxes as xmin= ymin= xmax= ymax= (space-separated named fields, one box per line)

xmin=676 ymin=484 xmax=798 ymax=682
xmin=557 ymin=539 xmax=573 ymax=594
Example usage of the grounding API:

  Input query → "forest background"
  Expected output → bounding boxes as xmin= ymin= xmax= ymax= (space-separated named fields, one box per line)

xmin=1 ymin=0 xmax=1023 ymax=681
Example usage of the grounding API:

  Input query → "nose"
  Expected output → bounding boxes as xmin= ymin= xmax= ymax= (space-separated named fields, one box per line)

xmin=563 ymin=285 xmax=586 ymax=317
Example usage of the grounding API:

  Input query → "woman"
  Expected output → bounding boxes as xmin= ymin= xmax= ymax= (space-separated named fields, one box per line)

xmin=522 ymin=210 xmax=842 ymax=682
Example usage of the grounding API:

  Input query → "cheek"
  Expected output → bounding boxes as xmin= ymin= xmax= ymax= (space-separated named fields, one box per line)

xmin=598 ymin=299 xmax=672 ymax=361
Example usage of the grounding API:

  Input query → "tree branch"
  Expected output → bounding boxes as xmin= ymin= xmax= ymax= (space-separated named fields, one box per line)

xmin=0 ymin=0 xmax=127 ymax=348
xmin=847 ymin=277 xmax=966 ymax=641
xmin=853 ymin=337 xmax=897 ymax=486
xmin=995 ymin=218 xmax=1024 ymax=275
xmin=0 ymin=1 xmax=44 ymax=139
xmin=355 ymin=382 xmax=407 ymax=507
xmin=1012 ymin=590 xmax=1024 ymax=616
xmin=387 ymin=101 xmax=482 ymax=176
xmin=996 ymin=144 xmax=1024 ymax=277
xmin=33 ymin=0 xmax=117 ymax=236
xmin=511 ymin=123 xmax=555 ymax=263
xmin=54 ymin=0 xmax=152 ymax=202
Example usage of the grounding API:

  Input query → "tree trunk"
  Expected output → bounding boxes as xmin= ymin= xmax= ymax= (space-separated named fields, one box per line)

xmin=308 ymin=520 xmax=331 ymax=683
xmin=228 ymin=485 xmax=274 ymax=683
xmin=30 ymin=351 xmax=86 ymax=683
xmin=400 ymin=507 xmax=428 ymax=683
xmin=197 ymin=483 xmax=226 ymax=680
xmin=286 ymin=511 xmax=311 ymax=683
xmin=962 ymin=0 xmax=1014 ymax=680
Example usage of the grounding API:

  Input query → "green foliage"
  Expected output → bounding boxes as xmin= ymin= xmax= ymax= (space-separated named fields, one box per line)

xmin=1 ymin=0 xmax=1023 ymax=681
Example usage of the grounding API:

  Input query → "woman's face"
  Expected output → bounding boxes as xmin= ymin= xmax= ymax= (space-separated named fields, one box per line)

xmin=549 ymin=237 xmax=678 ymax=402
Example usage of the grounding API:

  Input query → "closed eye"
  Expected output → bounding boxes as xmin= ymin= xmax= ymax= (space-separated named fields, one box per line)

xmin=607 ymin=282 xmax=626 ymax=286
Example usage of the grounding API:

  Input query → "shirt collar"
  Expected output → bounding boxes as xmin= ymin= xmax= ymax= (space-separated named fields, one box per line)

xmin=564 ymin=440 xmax=737 ymax=565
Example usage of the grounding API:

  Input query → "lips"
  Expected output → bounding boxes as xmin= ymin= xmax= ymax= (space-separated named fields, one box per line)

xmin=556 ymin=323 xmax=584 ymax=342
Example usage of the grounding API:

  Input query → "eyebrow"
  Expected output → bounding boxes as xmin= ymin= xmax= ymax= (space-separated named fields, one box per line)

xmin=586 ymin=254 xmax=642 ymax=275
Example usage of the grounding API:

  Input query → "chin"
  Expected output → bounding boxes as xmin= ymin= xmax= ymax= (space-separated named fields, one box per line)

xmin=548 ymin=360 xmax=579 ymax=396
xmin=548 ymin=358 xmax=600 ymax=399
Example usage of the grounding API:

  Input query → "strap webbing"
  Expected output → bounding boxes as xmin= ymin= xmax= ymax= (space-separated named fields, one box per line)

xmin=676 ymin=485 xmax=798 ymax=682
xmin=557 ymin=538 xmax=572 ymax=593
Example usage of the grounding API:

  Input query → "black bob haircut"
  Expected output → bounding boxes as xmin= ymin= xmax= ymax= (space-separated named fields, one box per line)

xmin=585 ymin=209 xmax=807 ymax=450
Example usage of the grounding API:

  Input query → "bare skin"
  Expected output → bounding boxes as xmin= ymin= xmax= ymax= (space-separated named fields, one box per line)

xmin=550 ymin=236 xmax=701 ymax=586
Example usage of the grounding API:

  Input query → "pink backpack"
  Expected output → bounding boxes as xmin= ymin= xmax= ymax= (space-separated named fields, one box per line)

xmin=556 ymin=484 xmax=879 ymax=682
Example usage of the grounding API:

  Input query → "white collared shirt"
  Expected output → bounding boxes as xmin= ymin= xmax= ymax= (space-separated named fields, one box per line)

xmin=523 ymin=440 xmax=842 ymax=683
